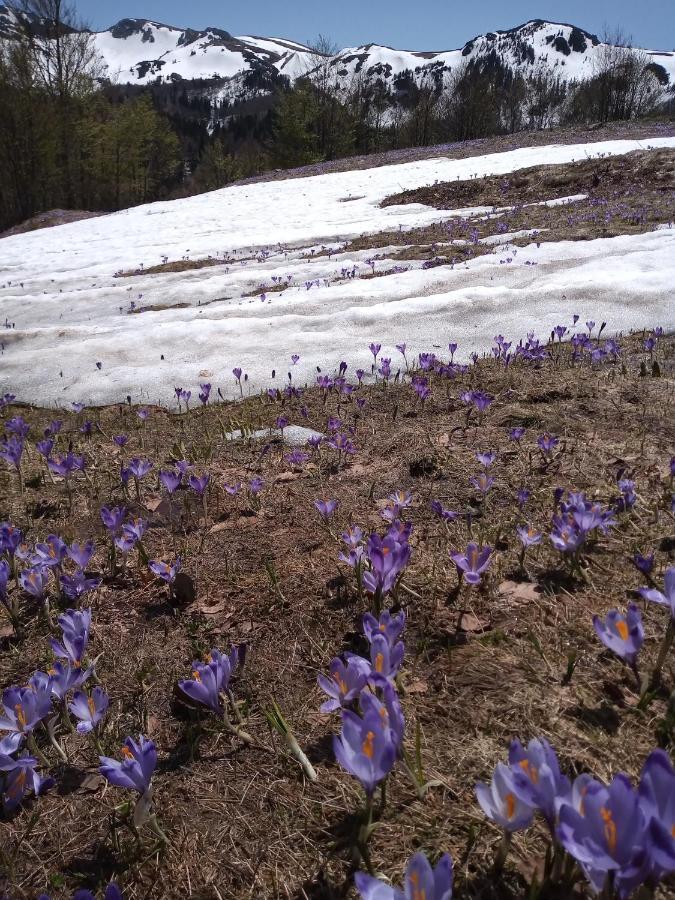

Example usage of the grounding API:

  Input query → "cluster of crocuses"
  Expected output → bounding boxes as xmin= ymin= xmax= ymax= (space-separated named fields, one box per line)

xmin=477 ymin=736 xmax=675 ymax=897
xmin=320 ymin=610 xmax=405 ymax=803
xmin=335 ymin=494 xmax=413 ymax=613
xmin=0 ymin=524 xmax=101 ymax=628
xmin=0 ymin=608 xmax=101 ymax=811
xmin=549 ymin=490 xmax=617 ymax=560
xmin=320 ymin=610 xmax=456 ymax=898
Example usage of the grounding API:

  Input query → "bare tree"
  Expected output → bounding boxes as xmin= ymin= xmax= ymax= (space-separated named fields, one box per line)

xmin=10 ymin=1 xmax=101 ymax=204
xmin=13 ymin=0 xmax=100 ymax=100
xmin=587 ymin=29 xmax=661 ymax=122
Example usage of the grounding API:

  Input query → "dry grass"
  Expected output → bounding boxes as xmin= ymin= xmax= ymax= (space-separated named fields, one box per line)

xmin=0 ymin=333 xmax=674 ymax=899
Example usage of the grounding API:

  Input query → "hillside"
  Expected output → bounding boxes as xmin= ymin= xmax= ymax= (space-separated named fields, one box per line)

xmin=1 ymin=132 xmax=675 ymax=408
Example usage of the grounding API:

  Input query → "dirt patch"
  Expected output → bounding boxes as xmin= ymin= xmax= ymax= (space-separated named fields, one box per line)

xmin=0 ymin=209 xmax=104 ymax=239
xmin=382 ymin=148 xmax=675 ymax=210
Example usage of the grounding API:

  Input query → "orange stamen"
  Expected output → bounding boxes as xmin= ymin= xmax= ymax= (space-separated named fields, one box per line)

xmin=362 ymin=731 xmax=375 ymax=759
xmin=601 ymin=807 xmax=617 ymax=854
xmin=616 ymin=619 xmax=629 ymax=641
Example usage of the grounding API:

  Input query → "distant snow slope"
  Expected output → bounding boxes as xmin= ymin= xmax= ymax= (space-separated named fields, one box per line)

xmin=1 ymin=8 xmax=673 ymax=96
xmin=1 ymin=137 xmax=674 ymax=408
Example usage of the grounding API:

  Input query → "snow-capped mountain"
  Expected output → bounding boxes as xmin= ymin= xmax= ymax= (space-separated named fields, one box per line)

xmin=1 ymin=8 xmax=674 ymax=97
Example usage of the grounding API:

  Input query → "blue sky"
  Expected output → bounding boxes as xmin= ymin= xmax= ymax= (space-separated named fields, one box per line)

xmin=76 ymin=0 xmax=675 ymax=50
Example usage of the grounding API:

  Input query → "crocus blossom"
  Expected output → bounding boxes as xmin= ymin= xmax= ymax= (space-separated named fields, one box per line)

xmin=70 ymin=687 xmax=109 ymax=734
xmin=355 ymin=851 xmax=453 ymax=900
xmin=450 ymin=543 xmax=492 ymax=585
xmin=476 ymin=762 xmax=535 ymax=832
xmin=333 ymin=708 xmax=397 ymax=796
xmin=593 ymin=604 xmax=644 ymax=669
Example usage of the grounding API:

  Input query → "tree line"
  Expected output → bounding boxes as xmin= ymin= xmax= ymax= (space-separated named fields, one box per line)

xmin=0 ymin=4 xmax=670 ymax=233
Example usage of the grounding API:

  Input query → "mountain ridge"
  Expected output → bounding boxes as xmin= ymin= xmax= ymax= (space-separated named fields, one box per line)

xmin=2 ymin=7 xmax=673 ymax=88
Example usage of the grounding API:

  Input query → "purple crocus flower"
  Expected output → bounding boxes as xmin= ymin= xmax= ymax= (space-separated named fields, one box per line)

xmin=36 ymin=439 xmax=54 ymax=458
xmin=0 ymin=559 xmax=9 ymax=607
xmin=593 ymin=604 xmax=644 ymax=670
xmin=50 ymin=608 xmax=91 ymax=667
xmin=34 ymin=661 xmax=90 ymax=701
xmin=114 ymin=533 xmax=137 ymax=555
xmin=476 ymin=762 xmax=535 ymax=832
xmin=537 ymin=433 xmax=559 ymax=455
xmin=314 ymin=499 xmax=338 ymax=520
xmin=470 ymin=472 xmax=494 ymax=495
xmin=362 ymin=533 xmax=411 ymax=597
xmin=19 ymin=566 xmax=50 ymax=599
xmin=450 ymin=543 xmax=492 ymax=585
xmin=550 ymin=519 xmax=584 ymax=554
xmin=99 ymin=735 xmax=157 ymax=825
xmin=175 ymin=459 xmax=193 ymax=477
xmin=508 ymin=738 xmax=571 ymax=828
xmin=70 ymin=687 xmax=109 ymax=734
xmin=67 ymin=540 xmax=96 ymax=570
xmin=0 ymin=683 xmax=53 ymax=735
xmin=430 ymin=500 xmax=458 ymax=522
xmin=159 ymin=469 xmax=181 ymax=494
xmin=369 ymin=343 xmax=381 ymax=361
xmin=60 ymin=571 xmax=102 ymax=602
xmin=557 ymin=773 xmax=646 ymax=893
xmin=0 ymin=435 xmax=24 ymax=470
xmin=122 ymin=517 xmax=146 ymax=542
xmin=633 ymin=552 xmax=655 ymax=576
xmin=333 ymin=707 xmax=397 ymax=796
xmin=128 ymin=458 xmax=153 ymax=480
xmin=359 ymin=682 xmax=405 ymax=752
xmin=639 ymin=749 xmax=675 ymax=877
xmin=249 ymin=477 xmax=264 ymax=496
xmin=362 ymin=610 xmax=406 ymax=647
xmin=476 ymin=451 xmax=497 ymax=468
xmin=199 ymin=383 xmax=211 ymax=405
xmin=5 ymin=416 xmax=29 ymax=438
xmin=285 ymin=449 xmax=309 ymax=467
xmin=368 ymin=633 xmax=404 ymax=685
xmin=510 ymin=427 xmax=526 ymax=443
xmin=639 ymin=567 xmax=675 ymax=619
xmin=517 ymin=526 xmax=542 ymax=548
xmin=48 ymin=452 xmax=84 ymax=477
xmin=178 ymin=647 xmax=241 ymax=713
xmin=148 ymin=558 xmax=181 ymax=584
xmin=100 ymin=506 xmax=126 ymax=533
xmin=188 ymin=473 xmax=210 ymax=496
xmin=223 ymin=481 xmax=242 ymax=496
xmin=1 ymin=754 xmax=54 ymax=813
xmin=318 ymin=656 xmax=371 ymax=713
xmin=137 ymin=408 xmax=149 ymax=422
xmin=355 ymin=851 xmax=453 ymax=900
xmin=34 ymin=535 xmax=67 ymax=568
xmin=113 ymin=434 xmax=128 ymax=448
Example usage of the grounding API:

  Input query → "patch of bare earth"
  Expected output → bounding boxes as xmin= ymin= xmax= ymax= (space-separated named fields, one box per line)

xmin=1 ymin=210 xmax=104 ymax=239
xmin=0 ymin=333 xmax=674 ymax=898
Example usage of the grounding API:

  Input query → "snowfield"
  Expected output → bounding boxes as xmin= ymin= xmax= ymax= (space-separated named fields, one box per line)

xmin=1 ymin=137 xmax=675 ymax=409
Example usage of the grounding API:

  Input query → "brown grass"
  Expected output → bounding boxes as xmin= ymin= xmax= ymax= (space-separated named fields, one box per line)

xmin=0 ymin=334 xmax=674 ymax=899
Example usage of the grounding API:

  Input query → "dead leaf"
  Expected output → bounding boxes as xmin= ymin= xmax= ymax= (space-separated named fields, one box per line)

xmin=406 ymin=679 xmax=428 ymax=694
xmin=275 ymin=471 xmax=300 ymax=484
xmin=81 ymin=773 xmax=104 ymax=792
xmin=457 ymin=611 xmax=491 ymax=634
xmin=498 ymin=580 xmax=542 ymax=602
